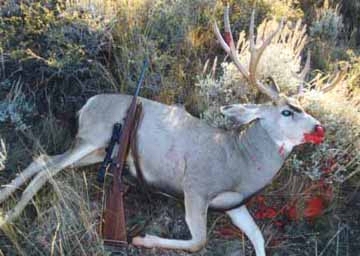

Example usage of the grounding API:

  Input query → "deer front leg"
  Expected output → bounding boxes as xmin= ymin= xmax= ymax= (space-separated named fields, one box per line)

xmin=226 ymin=205 xmax=266 ymax=256
xmin=132 ymin=192 xmax=208 ymax=252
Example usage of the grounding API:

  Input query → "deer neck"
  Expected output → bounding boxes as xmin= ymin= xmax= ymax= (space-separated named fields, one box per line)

xmin=237 ymin=121 xmax=291 ymax=173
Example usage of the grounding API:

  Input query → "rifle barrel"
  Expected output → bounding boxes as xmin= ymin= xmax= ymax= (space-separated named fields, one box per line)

xmin=134 ymin=59 xmax=148 ymax=97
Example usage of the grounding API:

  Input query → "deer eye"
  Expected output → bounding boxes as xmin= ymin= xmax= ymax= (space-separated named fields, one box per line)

xmin=281 ymin=110 xmax=293 ymax=117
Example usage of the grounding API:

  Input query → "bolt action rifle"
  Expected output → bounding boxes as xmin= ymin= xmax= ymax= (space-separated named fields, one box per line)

xmin=101 ymin=59 xmax=148 ymax=246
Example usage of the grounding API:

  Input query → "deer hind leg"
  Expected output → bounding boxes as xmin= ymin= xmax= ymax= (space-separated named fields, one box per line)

xmin=0 ymin=154 xmax=64 ymax=204
xmin=226 ymin=205 xmax=266 ymax=256
xmin=0 ymin=145 xmax=105 ymax=205
xmin=72 ymin=147 xmax=106 ymax=167
xmin=132 ymin=192 xmax=208 ymax=252
xmin=0 ymin=140 xmax=99 ymax=227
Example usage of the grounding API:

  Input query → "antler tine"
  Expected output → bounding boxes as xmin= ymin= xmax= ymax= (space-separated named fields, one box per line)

xmin=249 ymin=10 xmax=256 ymax=54
xmin=321 ymin=66 xmax=348 ymax=93
xmin=213 ymin=21 xmax=230 ymax=54
xmin=298 ymin=49 xmax=311 ymax=94
xmin=249 ymin=10 xmax=284 ymax=101
xmin=213 ymin=4 xmax=250 ymax=79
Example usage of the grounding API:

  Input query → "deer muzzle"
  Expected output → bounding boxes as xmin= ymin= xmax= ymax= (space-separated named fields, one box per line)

xmin=303 ymin=124 xmax=325 ymax=144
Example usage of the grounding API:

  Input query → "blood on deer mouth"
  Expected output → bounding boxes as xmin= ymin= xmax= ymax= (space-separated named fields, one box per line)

xmin=303 ymin=125 xmax=325 ymax=144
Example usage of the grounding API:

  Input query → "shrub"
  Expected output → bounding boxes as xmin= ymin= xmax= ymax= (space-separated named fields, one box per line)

xmin=0 ymin=0 xmax=114 ymax=122
xmin=307 ymin=0 xmax=347 ymax=71
xmin=334 ymin=0 xmax=360 ymax=47
xmin=309 ymin=2 xmax=343 ymax=43
xmin=264 ymin=0 xmax=304 ymax=21
xmin=0 ymin=79 xmax=34 ymax=131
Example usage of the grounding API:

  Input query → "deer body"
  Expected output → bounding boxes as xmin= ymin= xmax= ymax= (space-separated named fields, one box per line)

xmin=0 ymin=92 xmax=322 ymax=255
xmin=81 ymin=94 xmax=286 ymax=207
xmin=78 ymin=93 xmax=320 ymax=255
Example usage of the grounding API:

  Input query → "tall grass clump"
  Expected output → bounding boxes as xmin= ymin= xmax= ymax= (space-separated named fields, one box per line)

xmin=0 ymin=169 xmax=106 ymax=255
xmin=106 ymin=0 xmax=219 ymax=105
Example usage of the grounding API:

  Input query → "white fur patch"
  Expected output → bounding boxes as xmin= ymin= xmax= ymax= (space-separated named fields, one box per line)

xmin=226 ymin=206 xmax=266 ymax=256
xmin=274 ymin=138 xmax=295 ymax=153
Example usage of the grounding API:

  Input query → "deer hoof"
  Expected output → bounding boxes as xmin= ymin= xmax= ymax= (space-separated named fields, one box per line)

xmin=132 ymin=234 xmax=157 ymax=248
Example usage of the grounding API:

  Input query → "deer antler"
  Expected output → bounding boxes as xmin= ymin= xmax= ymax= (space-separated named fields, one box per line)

xmin=320 ymin=65 xmax=348 ymax=93
xmin=214 ymin=4 xmax=284 ymax=102
xmin=310 ymin=63 xmax=349 ymax=93
xmin=297 ymin=49 xmax=311 ymax=94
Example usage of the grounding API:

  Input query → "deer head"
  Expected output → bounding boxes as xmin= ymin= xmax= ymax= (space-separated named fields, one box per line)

xmin=214 ymin=4 xmax=326 ymax=152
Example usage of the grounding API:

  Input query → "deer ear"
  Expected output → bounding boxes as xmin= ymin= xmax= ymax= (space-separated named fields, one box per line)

xmin=220 ymin=104 xmax=262 ymax=125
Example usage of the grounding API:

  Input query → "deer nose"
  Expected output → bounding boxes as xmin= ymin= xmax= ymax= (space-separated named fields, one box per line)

xmin=314 ymin=124 xmax=325 ymax=136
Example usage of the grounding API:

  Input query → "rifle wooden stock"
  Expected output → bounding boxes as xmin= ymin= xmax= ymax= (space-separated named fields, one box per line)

xmin=102 ymin=100 xmax=142 ymax=245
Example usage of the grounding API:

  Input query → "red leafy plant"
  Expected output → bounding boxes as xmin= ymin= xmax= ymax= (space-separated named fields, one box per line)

xmin=249 ymin=179 xmax=334 ymax=224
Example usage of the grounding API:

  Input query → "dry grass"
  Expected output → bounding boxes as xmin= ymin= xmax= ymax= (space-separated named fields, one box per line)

xmin=0 ymin=168 xmax=104 ymax=255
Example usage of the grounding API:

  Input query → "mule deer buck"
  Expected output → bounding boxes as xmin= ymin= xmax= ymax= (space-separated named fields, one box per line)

xmin=2 ymin=5 xmax=344 ymax=256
